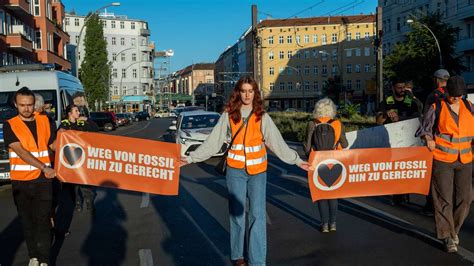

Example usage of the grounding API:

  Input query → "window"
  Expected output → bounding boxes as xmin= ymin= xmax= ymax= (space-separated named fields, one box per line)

xmin=74 ymin=18 xmax=79 ymax=26
xmin=346 ymin=80 xmax=352 ymax=89
xmin=132 ymin=53 xmax=137 ymax=61
xmin=111 ymin=21 xmax=116 ymax=28
xmin=332 ymin=49 xmax=337 ymax=61
xmin=296 ymin=65 xmax=301 ymax=74
xmin=122 ymin=69 xmax=126 ymax=78
xmin=113 ymin=86 xmax=118 ymax=95
xmin=304 ymin=51 xmax=309 ymax=59
xmin=279 ymin=36 xmax=284 ymax=44
xmin=120 ymin=38 xmax=125 ymax=46
xmin=269 ymin=82 xmax=274 ymax=91
xmin=268 ymin=36 xmax=274 ymax=44
xmin=65 ymin=18 xmax=69 ymax=26
xmin=304 ymin=35 xmax=309 ymax=43
xmin=121 ymin=53 xmax=125 ymax=62
xmin=131 ymin=38 xmax=136 ymax=47
xmin=101 ymin=20 xmax=107 ymax=28
xmin=122 ymin=86 xmax=127 ymax=95
xmin=322 ymin=64 xmax=327 ymax=74
xmin=112 ymin=53 xmax=117 ymax=61
xmin=355 ymin=48 xmax=361 ymax=56
xmin=34 ymin=30 xmax=41 ymax=49
xmin=296 ymin=35 xmax=300 ymax=44
xmin=269 ymin=67 xmax=274 ymax=75
xmin=322 ymin=34 xmax=327 ymax=45
xmin=295 ymin=51 xmax=301 ymax=59
xmin=312 ymin=49 xmax=318 ymax=57
xmin=355 ymin=32 xmax=361 ymax=40
xmin=279 ymin=82 xmax=285 ymax=90
xmin=268 ymin=51 xmax=274 ymax=60
xmin=365 ymin=64 xmax=370 ymax=72
xmin=120 ymin=21 xmax=125 ymax=29
xmin=331 ymin=33 xmax=337 ymax=43
xmin=279 ymin=51 xmax=284 ymax=59
xmin=364 ymin=47 xmax=370 ymax=56
xmin=287 ymin=51 xmax=293 ymax=59
xmin=313 ymin=34 xmax=318 ymax=43
xmin=355 ymin=64 xmax=361 ymax=73
xmin=356 ymin=80 xmax=361 ymax=90
xmin=365 ymin=32 xmax=370 ymax=39
xmin=332 ymin=65 xmax=338 ymax=74
xmin=112 ymin=37 xmax=116 ymax=45
xmin=321 ymin=51 xmax=327 ymax=61
xmin=287 ymin=67 xmax=293 ymax=75
xmin=279 ymin=67 xmax=284 ymax=74
xmin=304 ymin=65 xmax=310 ymax=75
xmin=313 ymin=65 xmax=318 ymax=74
xmin=314 ymin=81 xmax=319 ymax=90
xmin=131 ymin=22 xmax=135 ymax=29
xmin=112 ymin=68 xmax=117 ymax=78
xmin=133 ymin=69 xmax=137 ymax=78
xmin=304 ymin=81 xmax=310 ymax=90
xmin=34 ymin=0 xmax=40 ymax=16
xmin=287 ymin=35 xmax=292 ymax=43
xmin=346 ymin=64 xmax=352 ymax=73
xmin=288 ymin=82 xmax=293 ymax=91
xmin=346 ymin=32 xmax=352 ymax=41
xmin=74 ymin=35 xmax=79 ymax=44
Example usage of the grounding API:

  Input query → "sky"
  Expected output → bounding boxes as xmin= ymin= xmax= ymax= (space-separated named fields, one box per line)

xmin=61 ymin=0 xmax=378 ymax=72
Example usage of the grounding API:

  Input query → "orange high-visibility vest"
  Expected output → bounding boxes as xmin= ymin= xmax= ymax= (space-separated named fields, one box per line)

xmin=227 ymin=114 xmax=267 ymax=175
xmin=8 ymin=114 xmax=51 ymax=181
xmin=315 ymin=117 xmax=343 ymax=150
xmin=433 ymin=100 xmax=474 ymax=163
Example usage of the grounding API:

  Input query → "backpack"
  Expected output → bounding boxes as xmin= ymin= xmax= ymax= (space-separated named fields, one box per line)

xmin=433 ymin=98 xmax=471 ymax=134
xmin=311 ymin=119 xmax=339 ymax=151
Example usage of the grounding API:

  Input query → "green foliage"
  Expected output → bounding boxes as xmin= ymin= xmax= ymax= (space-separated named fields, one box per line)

xmin=339 ymin=103 xmax=361 ymax=119
xmin=268 ymin=112 xmax=376 ymax=142
xmin=384 ymin=12 xmax=465 ymax=100
xmin=80 ymin=13 xmax=110 ymax=111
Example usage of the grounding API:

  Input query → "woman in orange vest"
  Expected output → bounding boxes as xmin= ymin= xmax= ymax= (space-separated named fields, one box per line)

xmin=417 ymin=76 xmax=474 ymax=253
xmin=303 ymin=98 xmax=348 ymax=233
xmin=181 ymin=75 xmax=310 ymax=266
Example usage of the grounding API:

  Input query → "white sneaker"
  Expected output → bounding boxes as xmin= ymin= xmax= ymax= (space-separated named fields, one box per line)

xmin=28 ymin=258 xmax=39 ymax=266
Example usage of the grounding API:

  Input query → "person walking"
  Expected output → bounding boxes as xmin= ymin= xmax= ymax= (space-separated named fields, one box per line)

xmin=416 ymin=76 xmax=474 ymax=253
xmin=180 ymin=75 xmax=309 ymax=266
xmin=303 ymin=98 xmax=348 ymax=232
xmin=4 ymin=87 xmax=57 ymax=266
xmin=58 ymin=104 xmax=99 ymax=212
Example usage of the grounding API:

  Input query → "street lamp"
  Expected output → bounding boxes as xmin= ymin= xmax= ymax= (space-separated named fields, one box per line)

xmin=407 ymin=19 xmax=443 ymax=68
xmin=75 ymin=2 xmax=121 ymax=77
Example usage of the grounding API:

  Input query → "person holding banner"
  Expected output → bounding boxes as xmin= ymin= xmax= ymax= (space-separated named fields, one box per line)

xmin=3 ymin=87 xmax=57 ymax=266
xmin=303 ymin=98 xmax=348 ymax=232
xmin=58 ymin=104 xmax=99 ymax=212
xmin=416 ymin=76 xmax=474 ymax=253
xmin=181 ymin=75 xmax=310 ymax=266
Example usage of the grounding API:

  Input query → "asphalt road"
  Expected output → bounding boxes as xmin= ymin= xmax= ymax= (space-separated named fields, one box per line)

xmin=0 ymin=117 xmax=472 ymax=265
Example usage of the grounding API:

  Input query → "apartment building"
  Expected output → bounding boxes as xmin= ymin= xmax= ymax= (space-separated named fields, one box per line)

xmin=380 ymin=0 xmax=474 ymax=88
xmin=0 ymin=0 xmax=70 ymax=69
xmin=65 ymin=12 xmax=154 ymax=111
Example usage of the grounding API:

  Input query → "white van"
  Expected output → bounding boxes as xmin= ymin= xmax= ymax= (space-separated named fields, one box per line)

xmin=0 ymin=64 xmax=86 ymax=181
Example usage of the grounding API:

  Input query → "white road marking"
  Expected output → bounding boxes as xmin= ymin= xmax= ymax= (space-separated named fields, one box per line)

xmin=120 ymin=121 xmax=151 ymax=136
xmin=138 ymin=249 xmax=153 ymax=266
xmin=140 ymin=193 xmax=150 ymax=208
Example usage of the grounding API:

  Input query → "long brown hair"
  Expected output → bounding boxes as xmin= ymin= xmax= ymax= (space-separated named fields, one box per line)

xmin=225 ymin=75 xmax=264 ymax=124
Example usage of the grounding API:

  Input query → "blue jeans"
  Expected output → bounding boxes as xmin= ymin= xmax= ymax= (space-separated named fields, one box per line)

xmin=226 ymin=167 xmax=267 ymax=266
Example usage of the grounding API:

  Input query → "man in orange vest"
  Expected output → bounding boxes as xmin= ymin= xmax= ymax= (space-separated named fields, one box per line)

xmin=417 ymin=76 xmax=474 ymax=253
xmin=3 ymin=87 xmax=57 ymax=266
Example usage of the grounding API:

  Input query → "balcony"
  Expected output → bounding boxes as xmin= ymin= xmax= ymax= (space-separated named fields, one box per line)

xmin=4 ymin=0 xmax=31 ymax=16
xmin=457 ymin=37 xmax=474 ymax=53
xmin=140 ymin=28 xmax=151 ymax=36
xmin=6 ymin=26 xmax=33 ymax=53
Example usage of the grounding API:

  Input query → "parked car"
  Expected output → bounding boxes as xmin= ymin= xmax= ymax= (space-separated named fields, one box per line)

xmin=168 ymin=111 xmax=227 ymax=157
xmin=115 ymin=113 xmax=130 ymax=126
xmin=154 ymin=110 xmax=170 ymax=118
xmin=90 ymin=112 xmax=117 ymax=131
xmin=134 ymin=111 xmax=150 ymax=121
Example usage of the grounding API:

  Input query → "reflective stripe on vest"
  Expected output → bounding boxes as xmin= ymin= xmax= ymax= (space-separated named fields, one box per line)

xmin=227 ymin=114 xmax=267 ymax=175
xmin=7 ymin=114 xmax=51 ymax=181
xmin=433 ymin=100 xmax=474 ymax=163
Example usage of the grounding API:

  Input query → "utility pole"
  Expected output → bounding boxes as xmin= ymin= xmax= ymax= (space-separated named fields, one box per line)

xmin=376 ymin=5 xmax=384 ymax=108
xmin=252 ymin=5 xmax=259 ymax=81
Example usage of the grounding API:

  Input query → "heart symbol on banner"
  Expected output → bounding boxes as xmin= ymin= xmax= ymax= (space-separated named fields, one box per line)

xmin=63 ymin=146 xmax=83 ymax=166
xmin=317 ymin=164 xmax=343 ymax=187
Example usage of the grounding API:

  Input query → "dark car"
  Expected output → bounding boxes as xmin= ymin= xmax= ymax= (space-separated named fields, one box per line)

xmin=89 ymin=112 xmax=117 ymax=131
xmin=134 ymin=111 xmax=150 ymax=121
xmin=115 ymin=113 xmax=130 ymax=126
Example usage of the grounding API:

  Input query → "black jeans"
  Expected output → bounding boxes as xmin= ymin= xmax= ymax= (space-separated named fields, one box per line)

xmin=74 ymin=185 xmax=94 ymax=207
xmin=317 ymin=199 xmax=338 ymax=224
xmin=12 ymin=180 xmax=53 ymax=263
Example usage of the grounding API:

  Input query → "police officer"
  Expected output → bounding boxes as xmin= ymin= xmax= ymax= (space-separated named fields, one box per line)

xmin=58 ymin=104 xmax=99 ymax=211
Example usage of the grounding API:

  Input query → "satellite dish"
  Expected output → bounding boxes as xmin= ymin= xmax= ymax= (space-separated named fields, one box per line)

xmin=166 ymin=49 xmax=174 ymax=57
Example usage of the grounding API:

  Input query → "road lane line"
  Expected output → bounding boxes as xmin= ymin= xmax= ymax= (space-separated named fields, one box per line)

xmin=120 ymin=121 xmax=152 ymax=136
xmin=181 ymin=207 xmax=227 ymax=261
xmin=138 ymin=249 xmax=153 ymax=266
xmin=140 ymin=193 xmax=150 ymax=208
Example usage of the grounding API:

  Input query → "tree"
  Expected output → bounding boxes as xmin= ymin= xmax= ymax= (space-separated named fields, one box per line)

xmin=80 ymin=13 xmax=110 ymax=111
xmin=322 ymin=76 xmax=343 ymax=104
xmin=384 ymin=12 xmax=465 ymax=100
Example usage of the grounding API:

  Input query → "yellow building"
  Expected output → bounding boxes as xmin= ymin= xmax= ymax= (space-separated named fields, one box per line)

xmin=257 ymin=15 xmax=376 ymax=111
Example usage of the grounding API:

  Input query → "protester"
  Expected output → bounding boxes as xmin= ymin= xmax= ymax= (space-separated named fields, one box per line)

xmin=303 ymin=98 xmax=348 ymax=232
xmin=416 ymin=76 xmax=474 ymax=253
xmin=58 ymin=104 xmax=99 ymax=212
xmin=180 ymin=75 xmax=310 ymax=266
xmin=4 ymin=87 xmax=57 ymax=266
xmin=423 ymin=69 xmax=450 ymax=114
xmin=377 ymin=78 xmax=422 ymax=206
